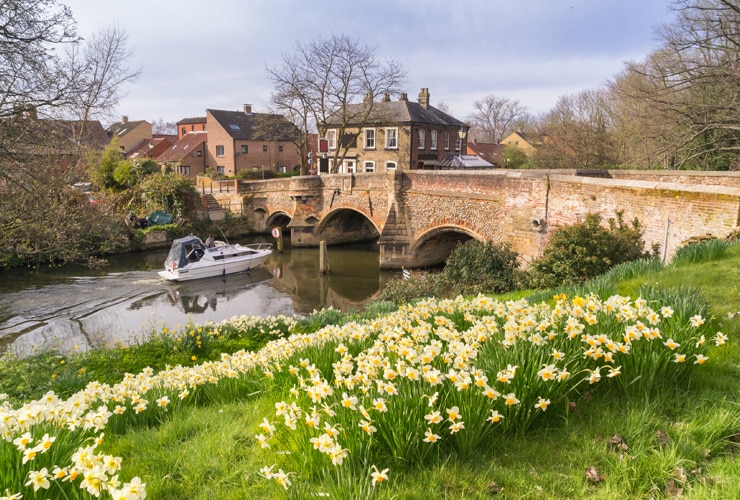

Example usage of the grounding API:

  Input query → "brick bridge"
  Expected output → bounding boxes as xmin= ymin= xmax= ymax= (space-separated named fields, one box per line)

xmin=201 ymin=170 xmax=740 ymax=270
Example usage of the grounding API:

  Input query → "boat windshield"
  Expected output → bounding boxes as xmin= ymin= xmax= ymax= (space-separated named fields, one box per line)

xmin=164 ymin=236 xmax=205 ymax=269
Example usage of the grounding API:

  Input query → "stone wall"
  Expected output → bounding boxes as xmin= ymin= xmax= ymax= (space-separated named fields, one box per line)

xmin=233 ymin=169 xmax=740 ymax=265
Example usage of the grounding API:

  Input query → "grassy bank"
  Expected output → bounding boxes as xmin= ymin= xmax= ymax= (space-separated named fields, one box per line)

xmin=2 ymin=240 xmax=739 ymax=499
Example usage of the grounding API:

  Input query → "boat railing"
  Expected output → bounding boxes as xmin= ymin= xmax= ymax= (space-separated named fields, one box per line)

xmin=242 ymin=242 xmax=273 ymax=252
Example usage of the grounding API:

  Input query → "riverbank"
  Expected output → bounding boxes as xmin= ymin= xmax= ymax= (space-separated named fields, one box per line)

xmin=1 ymin=240 xmax=739 ymax=498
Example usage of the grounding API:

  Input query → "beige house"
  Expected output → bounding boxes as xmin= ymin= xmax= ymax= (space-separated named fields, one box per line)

xmin=500 ymin=131 xmax=540 ymax=156
xmin=323 ymin=88 xmax=468 ymax=173
xmin=106 ymin=116 xmax=152 ymax=153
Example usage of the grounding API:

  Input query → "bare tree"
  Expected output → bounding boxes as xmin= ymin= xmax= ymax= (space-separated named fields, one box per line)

xmin=267 ymin=34 xmax=406 ymax=173
xmin=467 ymin=95 xmax=527 ymax=143
xmin=536 ymin=88 xmax=620 ymax=168
xmin=151 ymin=117 xmax=177 ymax=135
xmin=0 ymin=0 xmax=140 ymax=267
xmin=612 ymin=0 xmax=740 ymax=169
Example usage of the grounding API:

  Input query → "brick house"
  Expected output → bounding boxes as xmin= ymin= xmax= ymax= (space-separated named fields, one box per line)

xmin=157 ymin=131 xmax=208 ymax=177
xmin=106 ymin=116 xmax=152 ymax=152
xmin=177 ymin=116 xmax=207 ymax=140
xmin=206 ymin=105 xmax=300 ymax=176
xmin=323 ymin=88 xmax=468 ymax=173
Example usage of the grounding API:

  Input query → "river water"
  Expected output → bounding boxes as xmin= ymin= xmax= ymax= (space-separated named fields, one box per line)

xmin=0 ymin=238 xmax=396 ymax=356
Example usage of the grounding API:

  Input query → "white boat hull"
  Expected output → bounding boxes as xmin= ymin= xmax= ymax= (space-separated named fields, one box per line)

xmin=158 ymin=239 xmax=272 ymax=282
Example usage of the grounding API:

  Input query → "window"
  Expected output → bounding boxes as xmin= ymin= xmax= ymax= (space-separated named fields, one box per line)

xmin=385 ymin=161 xmax=397 ymax=170
xmin=263 ymin=145 xmax=268 ymax=152
xmin=418 ymin=129 xmax=425 ymax=149
xmin=216 ymin=145 xmax=224 ymax=157
xmin=345 ymin=160 xmax=355 ymax=173
xmin=327 ymin=130 xmax=337 ymax=150
xmin=364 ymin=161 xmax=375 ymax=172
xmin=217 ymin=166 xmax=225 ymax=175
xmin=431 ymin=130 xmax=438 ymax=150
xmin=364 ymin=128 xmax=375 ymax=149
xmin=278 ymin=165 xmax=286 ymax=173
xmin=180 ymin=166 xmax=191 ymax=176
xmin=181 ymin=127 xmax=186 ymax=136
xmin=444 ymin=132 xmax=450 ymax=151
xmin=197 ymin=150 xmax=202 ymax=157
xmin=385 ymin=127 xmax=398 ymax=149
xmin=241 ymin=145 xmax=248 ymax=154
xmin=278 ymin=145 xmax=284 ymax=152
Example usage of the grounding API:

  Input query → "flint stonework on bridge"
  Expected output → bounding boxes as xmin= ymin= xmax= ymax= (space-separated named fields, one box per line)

xmin=225 ymin=170 xmax=740 ymax=270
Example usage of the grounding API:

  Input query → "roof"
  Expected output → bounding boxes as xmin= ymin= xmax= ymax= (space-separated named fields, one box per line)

xmin=438 ymin=154 xmax=495 ymax=169
xmin=3 ymin=118 xmax=110 ymax=154
xmin=466 ymin=141 xmax=503 ymax=165
xmin=158 ymin=131 xmax=207 ymax=162
xmin=107 ymin=119 xmax=149 ymax=137
xmin=126 ymin=136 xmax=178 ymax=159
xmin=207 ymin=109 xmax=299 ymax=141
xmin=177 ymin=116 xmax=206 ymax=125
xmin=326 ymin=98 xmax=467 ymax=129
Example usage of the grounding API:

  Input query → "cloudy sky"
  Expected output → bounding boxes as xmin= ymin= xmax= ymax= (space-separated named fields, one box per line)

xmin=61 ymin=0 xmax=676 ymax=127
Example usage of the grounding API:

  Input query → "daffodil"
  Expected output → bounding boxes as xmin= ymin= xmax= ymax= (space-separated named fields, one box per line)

xmin=535 ymin=397 xmax=550 ymax=411
xmin=25 ymin=468 xmax=50 ymax=492
xmin=424 ymin=428 xmax=441 ymax=443
xmin=371 ymin=465 xmax=389 ymax=485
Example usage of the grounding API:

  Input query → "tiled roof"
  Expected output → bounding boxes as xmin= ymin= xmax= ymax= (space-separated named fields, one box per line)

xmin=4 ymin=119 xmax=110 ymax=154
xmin=326 ymin=99 xmax=466 ymax=128
xmin=467 ymin=142 xmax=503 ymax=165
xmin=158 ymin=131 xmax=207 ymax=162
xmin=107 ymin=119 xmax=149 ymax=137
xmin=207 ymin=109 xmax=299 ymax=141
xmin=177 ymin=116 xmax=206 ymax=125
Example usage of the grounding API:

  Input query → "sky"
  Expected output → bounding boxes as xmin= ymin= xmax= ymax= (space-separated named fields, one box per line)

xmin=61 ymin=0 xmax=676 ymax=128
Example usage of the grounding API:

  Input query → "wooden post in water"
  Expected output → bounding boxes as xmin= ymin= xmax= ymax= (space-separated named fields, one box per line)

xmin=319 ymin=241 xmax=331 ymax=275
xmin=271 ymin=227 xmax=283 ymax=253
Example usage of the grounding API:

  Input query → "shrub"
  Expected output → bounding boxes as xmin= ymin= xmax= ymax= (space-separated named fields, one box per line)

xmin=441 ymin=239 xmax=523 ymax=295
xmin=528 ymin=212 xmax=657 ymax=289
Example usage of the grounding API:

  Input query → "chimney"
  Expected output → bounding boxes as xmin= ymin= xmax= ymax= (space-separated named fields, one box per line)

xmin=122 ymin=115 xmax=128 ymax=123
xmin=243 ymin=104 xmax=252 ymax=114
xmin=382 ymin=93 xmax=391 ymax=102
xmin=363 ymin=92 xmax=373 ymax=105
xmin=399 ymin=93 xmax=408 ymax=101
xmin=418 ymin=88 xmax=430 ymax=109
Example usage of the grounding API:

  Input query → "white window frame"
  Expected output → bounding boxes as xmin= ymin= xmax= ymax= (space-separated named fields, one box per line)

xmin=345 ymin=160 xmax=355 ymax=173
xmin=364 ymin=128 xmax=375 ymax=149
xmin=418 ymin=129 xmax=425 ymax=149
xmin=364 ymin=161 xmax=375 ymax=172
xmin=385 ymin=127 xmax=398 ymax=149
xmin=431 ymin=130 xmax=438 ymax=150
xmin=385 ymin=161 xmax=397 ymax=170
xmin=216 ymin=145 xmax=225 ymax=157
xmin=327 ymin=130 xmax=337 ymax=150
xmin=444 ymin=132 xmax=450 ymax=151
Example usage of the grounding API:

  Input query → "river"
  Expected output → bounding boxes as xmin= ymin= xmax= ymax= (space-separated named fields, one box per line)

xmin=0 ymin=238 xmax=397 ymax=356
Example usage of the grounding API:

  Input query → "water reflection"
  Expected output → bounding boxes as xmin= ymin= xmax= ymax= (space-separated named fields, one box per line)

xmin=0 ymin=240 xmax=396 ymax=356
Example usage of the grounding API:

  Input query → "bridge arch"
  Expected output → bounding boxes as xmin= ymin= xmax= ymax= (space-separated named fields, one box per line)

xmin=315 ymin=207 xmax=380 ymax=245
xmin=265 ymin=210 xmax=292 ymax=229
xmin=407 ymin=225 xmax=480 ymax=268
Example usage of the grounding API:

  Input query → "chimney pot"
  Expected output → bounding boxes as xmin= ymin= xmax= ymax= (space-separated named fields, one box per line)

xmin=243 ymin=104 xmax=252 ymax=113
xmin=122 ymin=116 xmax=128 ymax=123
xmin=418 ymin=88 xmax=430 ymax=109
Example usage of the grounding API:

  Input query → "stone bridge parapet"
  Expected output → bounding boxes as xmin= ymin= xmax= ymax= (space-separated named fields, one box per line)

xmin=223 ymin=170 xmax=740 ymax=269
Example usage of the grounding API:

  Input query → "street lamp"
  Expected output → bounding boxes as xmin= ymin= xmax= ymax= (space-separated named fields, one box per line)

xmin=457 ymin=127 xmax=467 ymax=169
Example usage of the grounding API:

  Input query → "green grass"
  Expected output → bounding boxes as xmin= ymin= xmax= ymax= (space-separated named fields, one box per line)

xmin=2 ymin=241 xmax=740 ymax=499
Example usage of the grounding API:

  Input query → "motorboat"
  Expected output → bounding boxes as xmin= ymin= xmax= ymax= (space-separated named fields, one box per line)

xmin=158 ymin=236 xmax=272 ymax=281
